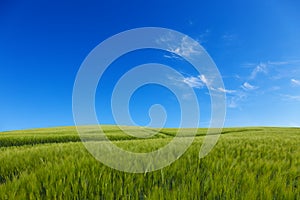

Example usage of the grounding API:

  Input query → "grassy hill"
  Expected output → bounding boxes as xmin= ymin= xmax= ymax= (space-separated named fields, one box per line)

xmin=0 ymin=126 xmax=299 ymax=199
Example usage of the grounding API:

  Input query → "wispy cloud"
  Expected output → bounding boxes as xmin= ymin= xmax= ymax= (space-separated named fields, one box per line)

xmin=250 ymin=63 xmax=268 ymax=79
xmin=168 ymin=73 xmax=242 ymax=108
xmin=267 ymin=61 xmax=291 ymax=65
xmin=282 ymin=94 xmax=300 ymax=101
xmin=228 ymin=91 xmax=247 ymax=108
xmin=244 ymin=60 xmax=300 ymax=80
xmin=167 ymin=74 xmax=206 ymax=100
xmin=167 ymin=74 xmax=204 ymax=90
xmin=291 ymin=78 xmax=300 ymax=86
xmin=217 ymin=88 xmax=236 ymax=94
xmin=221 ymin=33 xmax=238 ymax=45
xmin=269 ymin=86 xmax=281 ymax=91
xmin=199 ymin=74 xmax=210 ymax=85
xmin=182 ymin=74 xmax=232 ymax=93
xmin=197 ymin=29 xmax=210 ymax=44
xmin=222 ymin=33 xmax=236 ymax=41
xmin=168 ymin=74 xmax=235 ymax=93
xmin=241 ymin=82 xmax=258 ymax=91
xmin=245 ymin=60 xmax=299 ymax=68
xmin=225 ymin=81 xmax=257 ymax=108
xmin=229 ymin=59 xmax=300 ymax=109
xmin=158 ymin=33 xmax=204 ymax=59
xmin=168 ymin=36 xmax=202 ymax=58
xmin=180 ymin=74 xmax=215 ymax=90
xmin=163 ymin=53 xmax=183 ymax=60
xmin=182 ymin=76 xmax=204 ymax=88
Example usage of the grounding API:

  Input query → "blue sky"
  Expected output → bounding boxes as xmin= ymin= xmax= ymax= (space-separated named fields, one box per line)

xmin=1 ymin=0 xmax=300 ymax=131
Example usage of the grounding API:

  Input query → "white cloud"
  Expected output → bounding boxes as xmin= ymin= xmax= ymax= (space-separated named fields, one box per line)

xmin=228 ymin=92 xmax=247 ymax=108
xmin=170 ymin=36 xmax=202 ymax=58
xmin=267 ymin=61 xmax=290 ymax=65
xmin=167 ymin=74 xmax=209 ymax=100
xmin=221 ymin=33 xmax=238 ymax=45
xmin=163 ymin=54 xmax=183 ymax=60
xmin=217 ymin=88 xmax=236 ymax=94
xmin=250 ymin=63 xmax=268 ymax=79
xmin=168 ymin=74 xmax=215 ymax=90
xmin=241 ymin=82 xmax=258 ymax=91
xmin=196 ymin=29 xmax=210 ymax=44
xmin=282 ymin=94 xmax=300 ymax=101
xmin=199 ymin=74 xmax=209 ymax=85
xmin=228 ymin=59 xmax=300 ymax=109
xmin=158 ymin=34 xmax=203 ymax=59
xmin=228 ymin=101 xmax=238 ymax=108
xmin=167 ymin=75 xmax=186 ymax=89
xmin=291 ymin=79 xmax=300 ymax=86
xmin=179 ymin=74 xmax=237 ymax=97
xmin=244 ymin=60 xmax=300 ymax=80
xmin=222 ymin=34 xmax=236 ymax=41
xmin=182 ymin=76 xmax=204 ymax=88
xmin=182 ymin=93 xmax=193 ymax=100
xmin=269 ymin=86 xmax=281 ymax=91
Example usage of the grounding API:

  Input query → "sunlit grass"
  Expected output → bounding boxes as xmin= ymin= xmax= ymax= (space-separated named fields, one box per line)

xmin=0 ymin=126 xmax=299 ymax=199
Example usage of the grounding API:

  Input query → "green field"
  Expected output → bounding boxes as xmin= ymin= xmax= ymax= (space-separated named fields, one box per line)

xmin=0 ymin=126 xmax=299 ymax=199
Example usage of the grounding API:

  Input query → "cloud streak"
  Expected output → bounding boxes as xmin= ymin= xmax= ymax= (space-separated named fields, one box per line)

xmin=169 ymin=74 xmax=235 ymax=93
xmin=182 ymin=76 xmax=204 ymax=88
xmin=282 ymin=94 xmax=300 ymax=101
xmin=217 ymin=88 xmax=236 ymax=94
xmin=250 ymin=63 xmax=267 ymax=79
xmin=227 ymin=91 xmax=247 ymax=108
xmin=226 ymin=59 xmax=300 ymax=109
xmin=169 ymin=36 xmax=202 ymax=58
xmin=158 ymin=34 xmax=203 ymax=59
xmin=241 ymin=82 xmax=258 ymax=91
xmin=291 ymin=79 xmax=300 ymax=86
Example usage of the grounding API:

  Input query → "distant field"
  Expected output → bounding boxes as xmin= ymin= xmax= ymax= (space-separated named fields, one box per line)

xmin=0 ymin=126 xmax=299 ymax=199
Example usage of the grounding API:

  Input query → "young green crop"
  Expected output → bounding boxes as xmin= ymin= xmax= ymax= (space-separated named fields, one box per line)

xmin=0 ymin=126 xmax=299 ymax=199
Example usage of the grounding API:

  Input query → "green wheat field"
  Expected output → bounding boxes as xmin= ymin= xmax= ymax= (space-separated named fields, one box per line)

xmin=0 ymin=126 xmax=299 ymax=199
